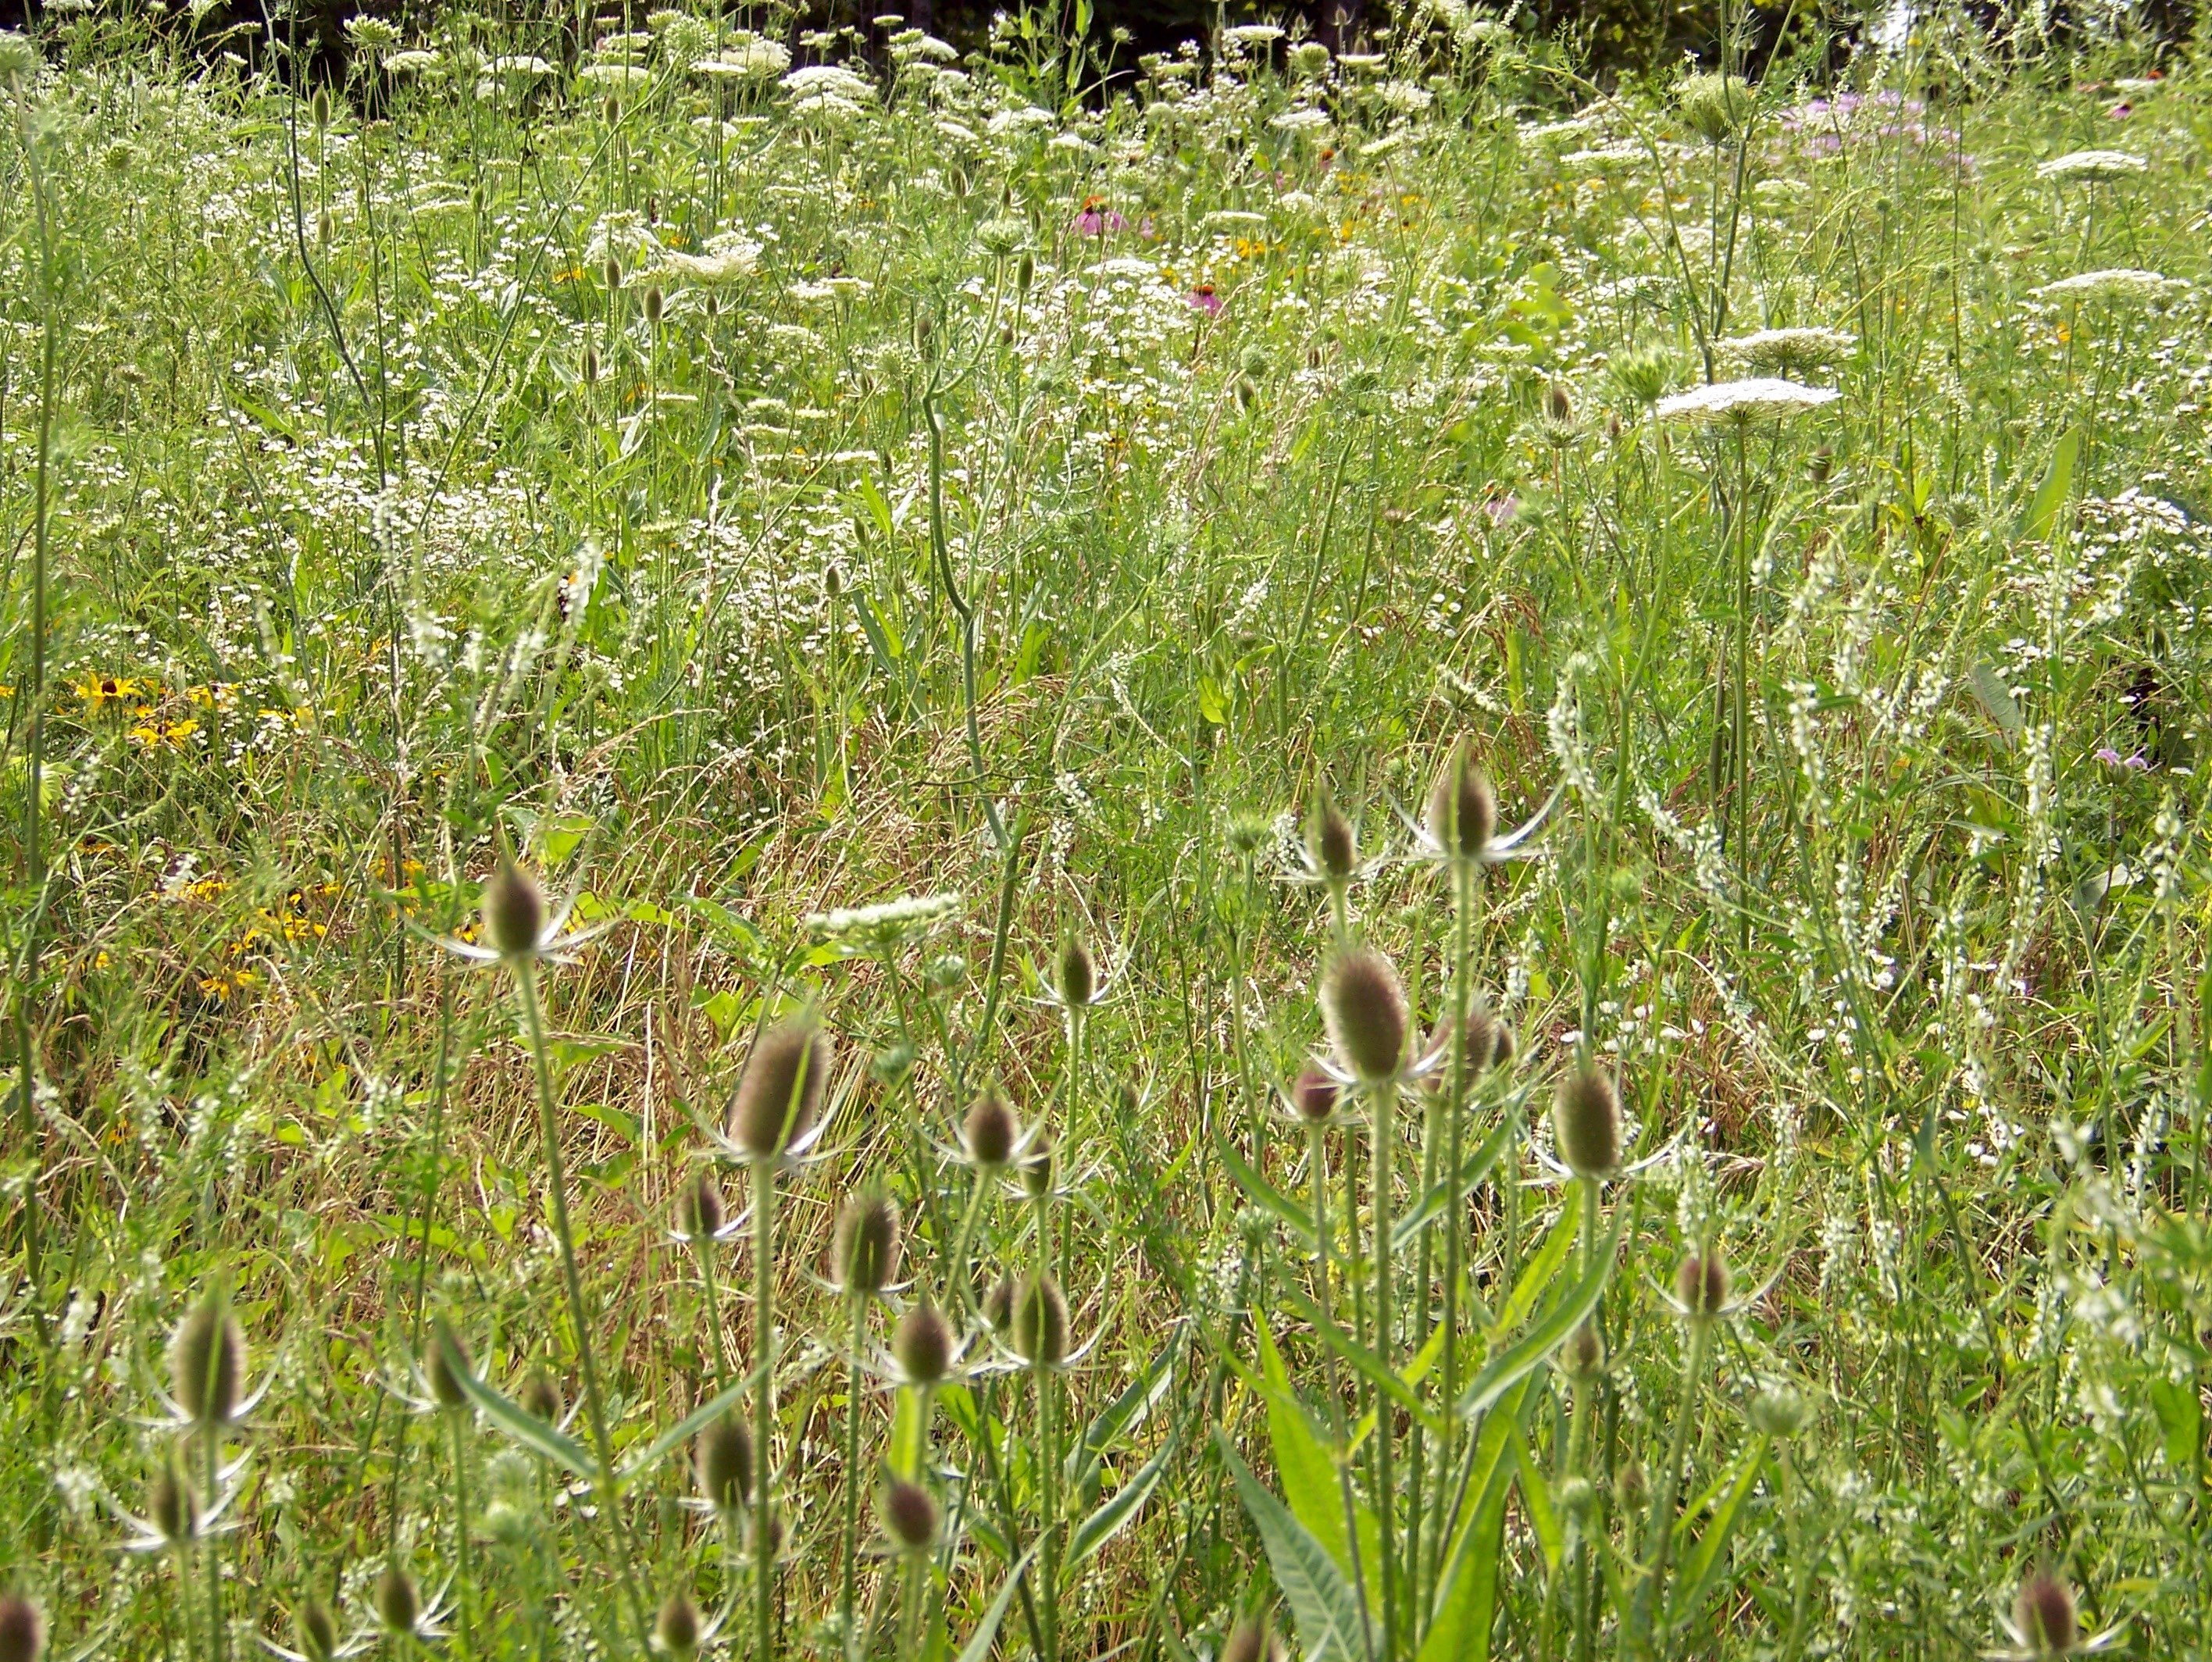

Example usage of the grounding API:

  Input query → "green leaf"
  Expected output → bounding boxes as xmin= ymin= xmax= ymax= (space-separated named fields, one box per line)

xmin=1492 ymin=1182 xmax=1581 ymax=1336
xmin=1255 ymin=1315 xmax=1377 ymax=1590
xmin=1968 ymin=662 xmax=2025 ymax=744
xmin=1456 ymin=1203 xmax=1625 ymax=1419
xmin=1515 ymin=1429 xmax=1564 ymax=1575
xmin=447 ymin=1348 xmax=594 ymax=1478
xmin=1667 ymin=1435 xmax=1770 ymax=1627
xmin=1069 ymin=1438 xmax=1170 ymax=1567
xmin=2149 ymin=1376 xmax=2202 ymax=1472
xmin=1279 ymin=1280 xmax=1449 ymax=1437
xmin=1217 ymin=1137 xmax=1315 ymax=1246
xmin=1067 ymin=1329 xmax=1181 ymax=1493
xmin=1215 ymin=1430 xmax=1368 ymax=1662
xmin=954 ymin=1544 xmax=1039 ymax=1662
xmin=1417 ymin=1380 xmax=1526 ymax=1662
xmin=2021 ymin=426 xmax=2078 ymax=544
xmin=615 ymin=1371 xmax=759 ymax=1485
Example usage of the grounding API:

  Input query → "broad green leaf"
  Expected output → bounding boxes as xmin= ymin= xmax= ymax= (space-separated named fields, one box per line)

xmin=1067 ymin=1329 xmax=1182 ymax=1493
xmin=1457 ymin=1204 xmax=1626 ymax=1419
xmin=1069 ymin=1439 xmax=1170 ymax=1567
xmin=2148 ymin=1376 xmax=2202 ymax=1472
xmin=448 ymin=1346 xmax=594 ymax=1478
xmin=888 ymin=1383 xmax=928 ymax=1480
xmin=2021 ymin=427 xmax=2078 ymax=544
xmin=954 ymin=1544 xmax=1038 ymax=1662
xmin=1668 ymin=1434 xmax=1770 ymax=1627
xmin=1255 ymin=1315 xmax=1378 ymax=1592
xmin=1418 ymin=1380 xmax=1526 ymax=1662
xmin=1215 ymin=1430 xmax=1368 ymax=1662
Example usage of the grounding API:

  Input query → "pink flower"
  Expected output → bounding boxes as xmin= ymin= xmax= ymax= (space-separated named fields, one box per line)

xmin=1074 ymin=196 xmax=1126 ymax=237
xmin=1187 ymin=284 xmax=1222 ymax=316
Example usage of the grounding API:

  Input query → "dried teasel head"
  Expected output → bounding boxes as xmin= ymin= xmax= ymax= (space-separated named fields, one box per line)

xmin=1552 ymin=1064 xmax=1622 ymax=1180
xmin=1320 ymin=947 xmax=1408 ymax=1082
xmin=1019 ymin=1126 xmax=1056 ymax=1199
xmin=1424 ymin=737 xmax=1497 ymax=865
xmin=962 ymin=1083 xmax=1020 ymax=1168
xmin=148 ymin=1457 xmax=198 ymax=1545
xmin=981 ymin=1272 xmax=1016 ymax=1333
xmin=697 ymin=1414 xmax=755 ymax=1512
xmin=293 ymin=1597 xmax=338 ymax=1662
xmin=2013 ymin=1568 xmax=2079 ymax=1659
xmin=1422 ymin=1005 xmax=1498 ymax=1081
xmin=655 ymin=1589 xmax=702 ymax=1660
xmin=1290 ymin=1065 xmax=1338 ymax=1124
xmin=1054 ymin=934 xmax=1098 ymax=1009
xmin=481 ymin=858 xmax=546 ymax=959
xmin=833 ymin=1191 xmax=903 ymax=1297
xmin=426 ymin=1320 xmax=472 ymax=1411
xmin=728 ymin=1015 xmax=832 ymax=1159
xmin=677 ymin=1170 xmax=726 ymax=1241
xmin=1675 ymin=1250 xmax=1729 ymax=1321
xmin=1304 ymin=784 xmax=1356 ymax=882
xmin=172 ymin=1290 xmax=246 ymax=1429
xmin=881 ymin=1478 xmax=939 ymax=1552
xmin=374 ymin=1567 xmax=419 ymax=1636
xmin=0 ymin=1596 xmax=44 ymax=1662
xmin=892 ymin=1303 xmax=954 ymax=1386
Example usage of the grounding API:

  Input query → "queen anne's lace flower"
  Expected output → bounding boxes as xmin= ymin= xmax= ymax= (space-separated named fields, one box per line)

xmin=1654 ymin=376 xmax=1841 ymax=426
xmin=2034 ymin=268 xmax=2187 ymax=303
xmin=2035 ymin=148 xmax=2147 ymax=181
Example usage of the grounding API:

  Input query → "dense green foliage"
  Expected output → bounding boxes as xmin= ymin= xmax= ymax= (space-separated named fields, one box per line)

xmin=1 ymin=6 xmax=2210 ymax=1661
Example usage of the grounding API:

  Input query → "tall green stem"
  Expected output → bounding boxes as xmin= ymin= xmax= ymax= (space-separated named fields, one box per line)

xmin=1624 ymin=1315 xmax=1715 ymax=1658
xmin=752 ymin=1154 xmax=779 ymax=1662
xmin=451 ymin=1410 xmax=475 ymax=1657
xmin=1309 ymin=1122 xmax=1377 ymax=1662
xmin=1370 ymin=1075 xmax=1398 ymax=1657
xmin=839 ymin=1293 xmax=868 ymax=1659
xmin=203 ymin=1431 xmax=223 ymax=1662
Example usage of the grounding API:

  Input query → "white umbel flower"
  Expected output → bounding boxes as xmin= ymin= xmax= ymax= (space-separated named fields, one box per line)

xmin=1720 ymin=326 xmax=1857 ymax=371
xmin=658 ymin=231 xmax=763 ymax=283
xmin=1654 ymin=376 xmax=1841 ymax=426
xmin=2033 ymin=268 xmax=2186 ymax=303
xmin=2035 ymin=149 xmax=2147 ymax=182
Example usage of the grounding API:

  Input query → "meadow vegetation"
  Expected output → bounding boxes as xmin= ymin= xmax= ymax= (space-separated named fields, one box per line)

xmin=0 ymin=4 xmax=2210 ymax=1660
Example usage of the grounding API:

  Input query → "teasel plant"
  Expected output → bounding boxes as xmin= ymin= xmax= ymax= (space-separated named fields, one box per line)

xmin=829 ymin=1188 xmax=904 ymax=1658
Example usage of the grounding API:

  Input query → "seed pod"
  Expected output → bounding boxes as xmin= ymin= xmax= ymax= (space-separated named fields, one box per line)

xmin=0 ymin=1596 xmax=45 ymax=1662
xmin=981 ymin=1272 xmax=1016 ymax=1332
xmin=1424 ymin=1006 xmax=1498 ymax=1080
xmin=962 ymin=1085 xmax=1019 ymax=1168
xmin=1015 ymin=251 xmax=1034 ymax=294
xmin=1675 ymin=1250 xmax=1729 ymax=1320
xmin=728 ymin=1015 xmax=832 ymax=1159
xmin=1019 ymin=1126 xmax=1056 ymax=1199
xmin=148 ymin=1459 xmax=197 ymax=1545
xmin=1054 ymin=936 xmax=1097 ymax=1009
xmin=1290 ymin=1065 xmax=1336 ymax=1124
xmin=1424 ymin=738 xmax=1496 ymax=863
xmin=582 ymin=345 xmax=601 ymax=385
xmin=294 ymin=1598 xmax=337 ymax=1662
xmin=426 ymin=1319 xmax=471 ymax=1411
xmin=172 ymin=1291 xmax=246 ymax=1428
xmin=893 ymin=1303 xmax=954 ymax=1386
xmin=1010 ymin=1272 xmax=1069 ymax=1368
xmin=678 ymin=1170 xmax=726 ymax=1240
xmin=1552 ymin=1065 xmax=1622 ymax=1180
xmin=1556 ymin=1475 xmax=1597 ymax=1518
xmin=1320 ymin=947 xmax=1407 ymax=1082
xmin=833 ymin=1192 xmax=903 ymax=1296
xmin=521 ymin=1370 xmax=564 ymax=1424
xmin=1304 ymin=785 xmax=1356 ymax=881
xmin=311 ymin=87 xmax=330 ymax=127
xmin=1748 ymin=1384 xmax=1811 ymax=1439
xmin=375 ymin=1567 xmax=419 ymax=1635
xmin=1222 ymin=1612 xmax=1279 ymax=1662
xmin=655 ymin=1589 xmax=702 ymax=1660
xmin=604 ymin=96 xmax=623 ymax=125
xmin=1562 ymin=1320 xmax=1605 ymax=1381
xmin=1545 ymin=380 xmax=1575 ymax=426
xmin=881 ymin=1478 xmax=938 ymax=1551
xmin=2014 ymin=1569 xmax=2078 ymax=1659
xmin=481 ymin=858 xmax=545 ymax=959
xmin=605 ymin=256 xmax=623 ymax=291
xmin=643 ymin=285 xmax=664 ymax=326
xmin=697 ymin=1414 xmax=754 ymax=1511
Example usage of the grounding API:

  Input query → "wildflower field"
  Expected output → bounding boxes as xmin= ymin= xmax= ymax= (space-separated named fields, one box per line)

xmin=2 ymin=3 xmax=2210 ymax=1658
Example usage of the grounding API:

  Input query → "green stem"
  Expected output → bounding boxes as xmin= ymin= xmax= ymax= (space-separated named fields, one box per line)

xmin=204 ymin=1431 xmax=223 ymax=1662
xmin=698 ymin=1236 xmax=730 ymax=1393
xmin=753 ymin=1154 xmax=779 ymax=1662
xmin=451 ymin=1409 xmax=474 ymax=1657
xmin=1310 ymin=1122 xmax=1377 ymax=1662
xmin=1625 ymin=1316 xmax=1714 ymax=1658
xmin=1371 ymin=1075 xmax=1398 ymax=1658
xmin=839 ymin=1294 xmax=868 ymax=1660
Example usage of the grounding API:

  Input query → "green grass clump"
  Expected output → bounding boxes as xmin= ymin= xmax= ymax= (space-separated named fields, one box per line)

xmin=0 ymin=3 xmax=2208 ymax=1660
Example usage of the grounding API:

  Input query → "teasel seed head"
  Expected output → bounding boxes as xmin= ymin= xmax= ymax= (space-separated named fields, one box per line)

xmin=1020 ymin=1126 xmax=1056 ymax=1199
xmin=311 ymin=87 xmax=330 ymax=128
xmin=962 ymin=1084 xmax=1020 ymax=1168
xmin=655 ymin=1589 xmax=702 ymax=1660
xmin=481 ymin=858 xmax=545 ymax=959
xmin=1424 ymin=1005 xmax=1498 ymax=1082
xmin=697 ymin=1414 xmax=755 ymax=1512
xmin=1222 ymin=1612 xmax=1282 ymax=1662
xmin=582 ymin=345 xmax=601 ymax=385
xmin=643 ymin=284 xmax=664 ymax=326
xmin=1010 ymin=1272 xmax=1069 ymax=1368
xmin=1320 ymin=947 xmax=1408 ymax=1082
xmin=1015 ymin=251 xmax=1034 ymax=294
xmin=728 ymin=1015 xmax=832 ymax=1159
xmin=374 ymin=1567 xmax=419 ymax=1635
xmin=882 ymin=1478 xmax=939 ymax=1552
xmin=1291 ymin=1065 xmax=1337 ymax=1124
xmin=1054 ymin=934 xmax=1098 ymax=1009
xmin=1491 ymin=1023 xmax=1517 ymax=1069
xmin=1748 ymin=1383 xmax=1811 ymax=1440
xmin=426 ymin=1319 xmax=471 ymax=1411
xmin=1552 ymin=1064 xmax=1622 ymax=1180
xmin=0 ymin=1596 xmax=44 ymax=1662
xmin=892 ymin=1303 xmax=954 ymax=1386
xmin=981 ymin=1272 xmax=1016 ymax=1333
xmin=1424 ymin=738 xmax=1497 ymax=864
xmin=1556 ymin=1475 xmax=1597 ymax=1518
xmin=2013 ymin=1568 xmax=2078 ymax=1658
xmin=1563 ymin=1320 xmax=1606 ymax=1381
xmin=605 ymin=256 xmax=623 ymax=291
xmin=172 ymin=1289 xmax=246 ymax=1429
xmin=1304 ymin=784 xmax=1356 ymax=882
xmin=521 ymin=1369 xmax=563 ymax=1424
xmin=148 ymin=1457 xmax=197 ymax=1546
xmin=678 ymin=1169 xmax=725 ymax=1241
xmin=294 ymin=1597 xmax=338 ymax=1662
xmin=1675 ymin=1249 xmax=1729 ymax=1320
xmin=833 ymin=1190 xmax=903 ymax=1296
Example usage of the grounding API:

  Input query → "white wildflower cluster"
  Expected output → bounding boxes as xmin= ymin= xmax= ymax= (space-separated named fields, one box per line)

xmin=2035 ymin=148 xmax=2147 ymax=180
xmin=1654 ymin=376 xmax=1842 ymax=426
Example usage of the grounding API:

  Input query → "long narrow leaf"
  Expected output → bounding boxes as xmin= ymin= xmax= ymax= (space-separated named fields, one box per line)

xmin=1389 ymin=1115 xmax=1519 ymax=1255
xmin=1492 ymin=1183 xmax=1581 ymax=1335
xmin=1218 ymin=1137 xmax=1315 ymax=1246
xmin=1417 ymin=1380 xmax=1526 ymax=1662
xmin=449 ymin=1354 xmax=594 ymax=1478
xmin=1456 ymin=1204 xmax=1627 ymax=1419
xmin=954 ymin=1544 xmax=1040 ymax=1662
xmin=1666 ymin=1434 xmax=1771 ymax=1628
xmin=1069 ymin=1439 xmax=1171 ymax=1567
xmin=1215 ymin=1431 xmax=1368 ymax=1662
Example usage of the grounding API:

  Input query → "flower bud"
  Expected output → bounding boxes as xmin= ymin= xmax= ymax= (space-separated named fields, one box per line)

xmin=1290 ymin=1065 xmax=1337 ymax=1124
xmin=1054 ymin=935 xmax=1097 ymax=1008
xmin=1556 ymin=1474 xmax=1597 ymax=1518
xmin=1320 ymin=947 xmax=1407 ymax=1082
xmin=2014 ymin=1569 xmax=2078 ymax=1659
xmin=426 ymin=1319 xmax=471 ymax=1411
xmin=728 ymin=1015 xmax=832 ymax=1158
xmin=375 ymin=1567 xmax=419 ymax=1635
xmin=1019 ymin=1127 xmax=1056 ymax=1199
xmin=481 ymin=858 xmax=545 ymax=958
xmin=173 ymin=1291 xmax=247 ymax=1429
xmin=881 ymin=1478 xmax=938 ymax=1551
xmin=1305 ymin=786 xmax=1356 ymax=881
xmin=1222 ymin=1612 xmax=1281 ymax=1662
xmin=0 ymin=1596 xmax=45 ymax=1662
xmin=605 ymin=256 xmax=623 ymax=291
xmin=697 ymin=1414 xmax=755 ymax=1511
xmin=656 ymin=1589 xmax=702 ymax=1660
xmin=833 ymin=1192 xmax=903 ymax=1296
xmin=892 ymin=1303 xmax=954 ymax=1386
xmin=294 ymin=1598 xmax=337 ymax=1662
xmin=582 ymin=345 xmax=601 ymax=386
xmin=521 ymin=1370 xmax=564 ymax=1424
xmin=1748 ymin=1384 xmax=1811 ymax=1440
xmin=981 ymin=1272 xmax=1016 ymax=1332
xmin=1552 ymin=1065 xmax=1622 ymax=1180
xmin=149 ymin=1459 xmax=197 ymax=1545
xmin=643 ymin=284 xmax=664 ymax=326
xmin=1424 ymin=1006 xmax=1497 ymax=1079
xmin=1424 ymin=739 xmax=1496 ymax=863
xmin=1010 ymin=1272 xmax=1069 ymax=1368
xmin=963 ymin=1084 xmax=1019 ymax=1168
xmin=1675 ymin=1250 xmax=1729 ymax=1319
xmin=678 ymin=1170 xmax=725 ymax=1240
xmin=1562 ymin=1320 xmax=1605 ymax=1381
